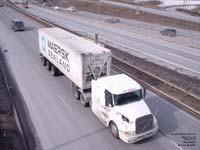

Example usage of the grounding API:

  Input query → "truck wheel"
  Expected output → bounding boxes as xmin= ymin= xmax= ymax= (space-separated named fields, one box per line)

xmin=109 ymin=122 xmax=119 ymax=139
xmin=80 ymin=94 xmax=88 ymax=107
xmin=41 ymin=56 xmax=47 ymax=66
xmin=51 ymin=65 xmax=59 ymax=76
xmin=47 ymin=60 xmax=51 ymax=71
xmin=73 ymin=84 xmax=80 ymax=100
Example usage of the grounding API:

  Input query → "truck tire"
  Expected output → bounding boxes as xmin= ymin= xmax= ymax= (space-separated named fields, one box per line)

xmin=80 ymin=94 xmax=88 ymax=107
xmin=47 ymin=60 xmax=51 ymax=71
xmin=41 ymin=56 xmax=47 ymax=66
xmin=72 ymin=84 xmax=80 ymax=100
xmin=51 ymin=65 xmax=59 ymax=76
xmin=109 ymin=122 xmax=119 ymax=139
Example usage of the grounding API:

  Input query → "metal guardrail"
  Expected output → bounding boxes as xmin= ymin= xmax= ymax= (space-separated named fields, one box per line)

xmin=112 ymin=56 xmax=200 ymax=119
xmin=5 ymin=1 xmax=200 ymax=118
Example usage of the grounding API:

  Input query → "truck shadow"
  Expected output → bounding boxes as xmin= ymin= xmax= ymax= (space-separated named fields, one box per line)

xmin=141 ymin=91 xmax=179 ymax=143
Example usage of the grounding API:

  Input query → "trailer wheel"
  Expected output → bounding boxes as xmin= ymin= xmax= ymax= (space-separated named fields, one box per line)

xmin=89 ymin=100 xmax=92 ymax=107
xmin=80 ymin=94 xmax=88 ymax=107
xmin=109 ymin=122 xmax=119 ymax=139
xmin=72 ymin=84 xmax=80 ymax=100
xmin=47 ymin=60 xmax=51 ymax=71
xmin=41 ymin=56 xmax=47 ymax=66
xmin=51 ymin=65 xmax=59 ymax=76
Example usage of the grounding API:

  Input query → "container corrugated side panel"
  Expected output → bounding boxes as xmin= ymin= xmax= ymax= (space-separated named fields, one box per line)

xmin=39 ymin=29 xmax=84 ymax=89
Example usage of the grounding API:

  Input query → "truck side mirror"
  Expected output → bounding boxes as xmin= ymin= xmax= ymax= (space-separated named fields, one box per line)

xmin=105 ymin=90 xmax=113 ymax=107
xmin=143 ymin=87 xmax=146 ymax=98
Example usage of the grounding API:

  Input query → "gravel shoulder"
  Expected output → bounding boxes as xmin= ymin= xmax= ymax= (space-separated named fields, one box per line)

xmin=0 ymin=49 xmax=25 ymax=150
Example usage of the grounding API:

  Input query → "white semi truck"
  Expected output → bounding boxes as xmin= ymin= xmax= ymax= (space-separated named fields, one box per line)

xmin=39 ymin=28 xmax=158 ymax=143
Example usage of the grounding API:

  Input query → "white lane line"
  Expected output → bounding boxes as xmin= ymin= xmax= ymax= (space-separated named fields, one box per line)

xmin=58 ymin=95 xmax=72 ymax=112
xmin=148 ymin=91 xmax=200 ymax=125
xmin=17 ymin=78 xmax=41 ymax=127
xmin=169 ymin=138 xmax=183 ymax=150
xmin=163 ymin=98 xmax=200 ymax=124
xmin=159 ymin=130 xmax=183 ymax=150
xmin=34 ymin=64 xmax=42 ymax=72
xmin=103 ymin=37 xmax=200 ymax=76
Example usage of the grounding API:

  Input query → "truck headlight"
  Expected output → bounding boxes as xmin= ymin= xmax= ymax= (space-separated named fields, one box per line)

xmin=122 ymin=131 xmax=135 ymax=137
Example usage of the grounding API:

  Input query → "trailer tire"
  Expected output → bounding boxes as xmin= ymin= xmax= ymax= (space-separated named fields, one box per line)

xmin=80 ymin=94 xmax=88 ymax=107
xmin=47 ymin=60 xmax=51 ymax=71
xmin=41 ymin=56 xmax=47 ymax=66
xmin=73 ymin=84 xmax=80 ymax=100
xmin=51 ymin=65 xmax=59 ymax=76
xmin=109 ymin=122 xmax=119 ymax=139
xmin=89 ymin=100 xmax=92 ymax=107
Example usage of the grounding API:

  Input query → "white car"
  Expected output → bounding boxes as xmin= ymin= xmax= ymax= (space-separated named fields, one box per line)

xmin=54 ymin=6 xmax=60 ymax=10
xmin=66 ymin=6 xmax=77 ymax=12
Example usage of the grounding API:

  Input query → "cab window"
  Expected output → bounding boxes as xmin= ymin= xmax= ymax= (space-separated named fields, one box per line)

xmin=105 ymin=90 xmax=113 ymax=106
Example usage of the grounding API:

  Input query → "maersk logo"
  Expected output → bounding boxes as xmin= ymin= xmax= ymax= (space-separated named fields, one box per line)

xmin=41 ymin=36 xmax=46 ymax=51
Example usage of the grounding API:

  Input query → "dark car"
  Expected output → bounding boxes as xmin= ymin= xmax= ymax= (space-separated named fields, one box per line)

xmin=0 ymin=3 xmax=4 ymax=7
xmin=11 ymin=19 xmax=25 ymax=31
xmin=160 ymin=28 xmax=177 ymax=37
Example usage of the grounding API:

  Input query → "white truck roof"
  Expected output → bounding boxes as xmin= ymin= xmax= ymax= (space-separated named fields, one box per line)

xmin=96 ymin=74 xmax=141 ymax=95
xmin=39 ymin=28 xmax=110 ymax=55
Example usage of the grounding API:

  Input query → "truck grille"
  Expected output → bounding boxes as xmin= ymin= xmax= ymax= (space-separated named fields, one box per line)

xmin=136 ymin=114 xmax=153 ymax=134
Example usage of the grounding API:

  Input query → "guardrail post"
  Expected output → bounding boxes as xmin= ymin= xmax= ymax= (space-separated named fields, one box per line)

xmin=95 ymin=33 xmax=98 ymax=44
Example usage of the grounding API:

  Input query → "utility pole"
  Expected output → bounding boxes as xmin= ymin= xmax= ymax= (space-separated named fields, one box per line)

xmin=98 ymin=0 xmax=101 ymax=21
xmin=136 ymin=0 xmax=143 ymax=15
xmin=183 ymin=0 xmax=190 ymax=10
xmin=136 ymin=0 xmax=140 ymax=15
xmin=23 ymin=0 xmax=28 ymax=8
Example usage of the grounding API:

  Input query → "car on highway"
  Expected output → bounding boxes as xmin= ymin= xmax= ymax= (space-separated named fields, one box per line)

xmin=11 ymin=19 xmax=25 ymax=31
xmin=66 ymin=6 xmax=77 ymax=12
xmin=54 ymin=6 xmax=60 ymax=10
xmin=160 ymin=28 xmax=177 ymax=37
xmin=106 ymin=17 xmax=120 ymax=24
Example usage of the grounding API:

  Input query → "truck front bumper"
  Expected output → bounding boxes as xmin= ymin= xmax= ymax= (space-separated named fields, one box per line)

xmin=119 ymin=124 xmax=158 ymax=143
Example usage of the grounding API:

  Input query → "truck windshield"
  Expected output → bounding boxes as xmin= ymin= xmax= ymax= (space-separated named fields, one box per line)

xmin=114 ymin=90 xmax=142 ymax=106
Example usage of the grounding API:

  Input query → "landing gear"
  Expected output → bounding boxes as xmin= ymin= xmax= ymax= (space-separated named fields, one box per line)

xmin=72 ymin=83 xmax=80 ymax=100
xmin=41 ymin=56 xmax=47 ymax=66
xmin=46 ymin=60 xmax=51 ymax=71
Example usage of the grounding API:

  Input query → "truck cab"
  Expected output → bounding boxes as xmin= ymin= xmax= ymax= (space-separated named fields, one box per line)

xmin=91 ymin=74 xmax=158 ymax=143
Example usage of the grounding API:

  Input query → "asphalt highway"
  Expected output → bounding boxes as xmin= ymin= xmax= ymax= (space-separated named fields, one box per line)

xmin=99 ymin=0 xmax=200 ymax=24
xmin=0 ymin=5 xmax=200 ymax=150
xmin=18 ymin=3 xmax=200 ymax=78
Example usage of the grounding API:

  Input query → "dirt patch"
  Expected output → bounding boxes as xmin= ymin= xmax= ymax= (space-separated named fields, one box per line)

xmin=38 ymin=0 xmax=200 ymax=31
xmin=0 ymin=59 xmax=25 ymax=149
xmin=137 ymin=0 xmax=161 ymax=8
xmin=177 ymin=7 xmax=200 ymax=17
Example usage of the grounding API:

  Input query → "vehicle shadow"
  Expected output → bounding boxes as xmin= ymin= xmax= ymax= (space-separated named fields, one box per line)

xmin=142 ymin=92 xmax=179 ymax=142
xmin=25 ymin=27 xmax=35 ymax=31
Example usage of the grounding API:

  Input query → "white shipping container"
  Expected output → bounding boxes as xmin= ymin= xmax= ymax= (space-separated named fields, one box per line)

xmin=39 ymin=28 xmax=111 ymax=90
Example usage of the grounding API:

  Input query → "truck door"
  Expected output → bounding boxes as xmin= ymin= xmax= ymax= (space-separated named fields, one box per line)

xmin=99 ymin=90 xmax=113 ymax=125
